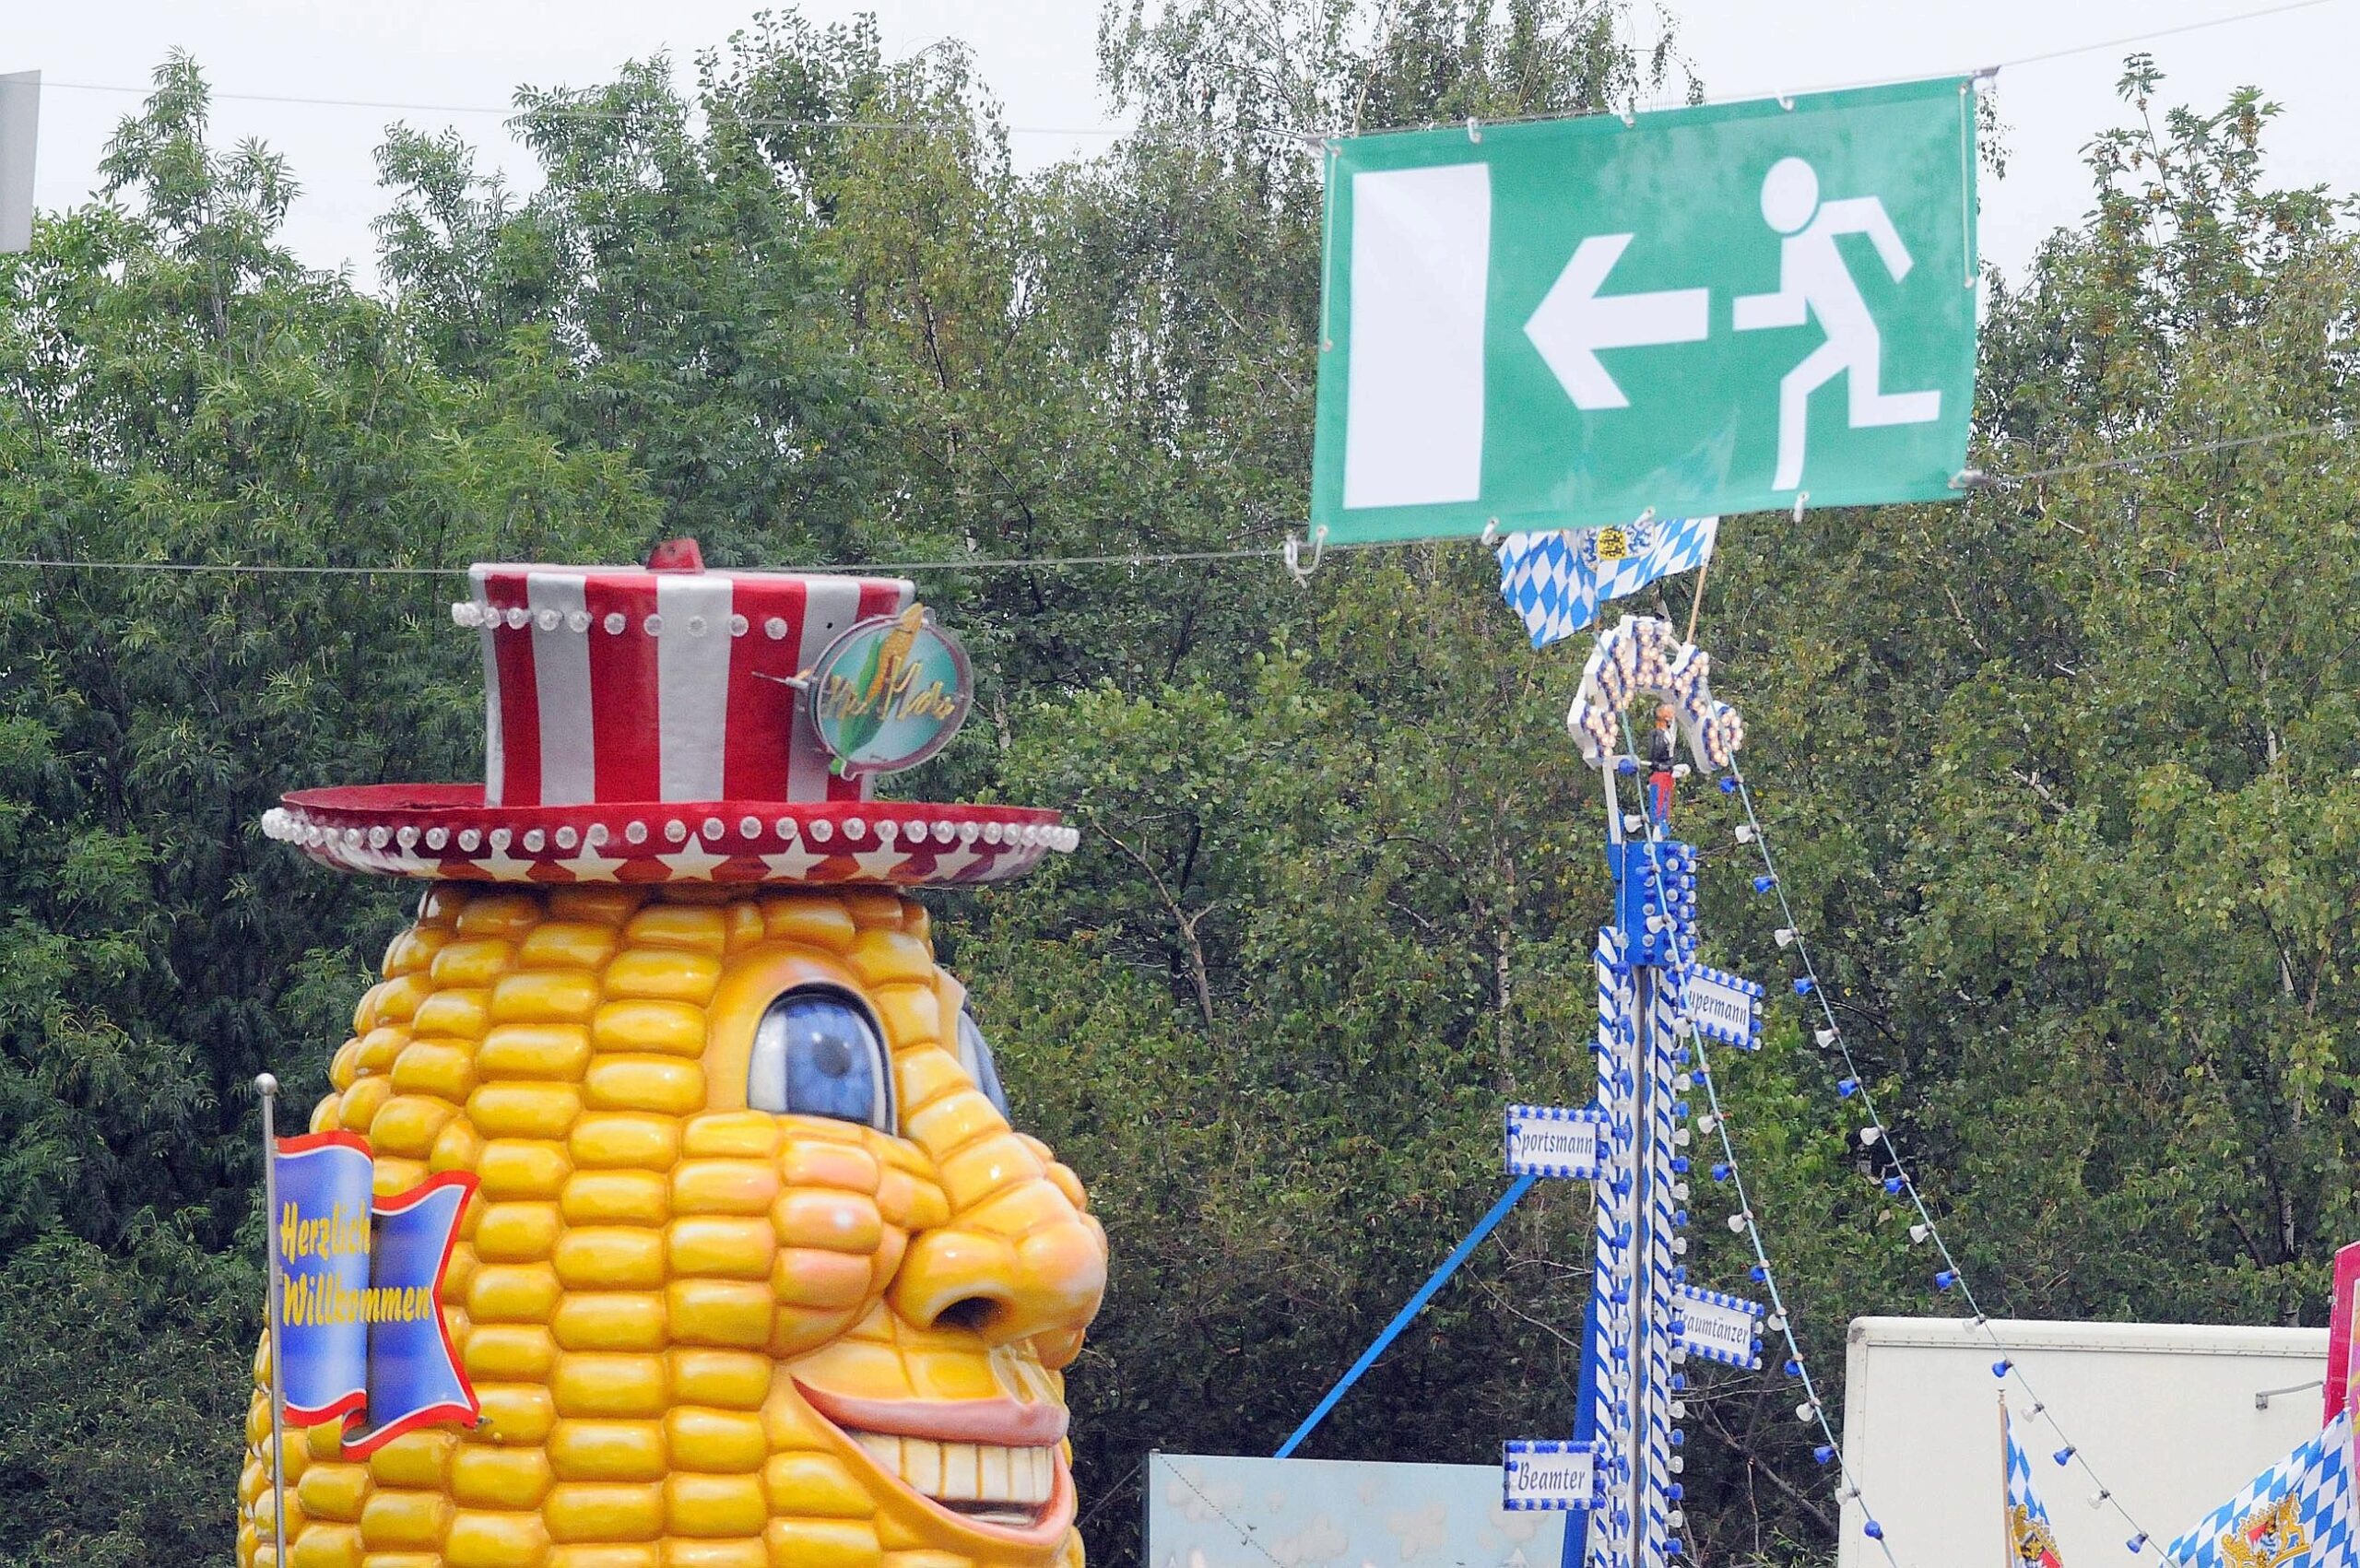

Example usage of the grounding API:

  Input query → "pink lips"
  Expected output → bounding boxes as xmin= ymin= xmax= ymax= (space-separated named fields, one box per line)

xmin=793 ymin=1381 xmax=1071 ymax=1446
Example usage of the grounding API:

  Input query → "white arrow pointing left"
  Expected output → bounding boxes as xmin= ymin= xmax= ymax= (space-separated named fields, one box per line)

xmin=1524 ymin=233 xmax=1710 ymax=411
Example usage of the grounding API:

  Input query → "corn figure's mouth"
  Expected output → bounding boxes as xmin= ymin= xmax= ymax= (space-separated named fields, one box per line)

xmin=796 ymin=1381 xmax=1075 ymax=1544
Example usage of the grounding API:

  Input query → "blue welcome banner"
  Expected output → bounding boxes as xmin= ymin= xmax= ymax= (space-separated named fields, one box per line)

xmin=270 ymin=1132 xmax=478 ymax=1456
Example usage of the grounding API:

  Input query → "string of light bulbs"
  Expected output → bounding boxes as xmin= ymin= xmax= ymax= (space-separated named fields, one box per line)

xmin=1724 ymin=767 xmax=2167 ymax=1559
xmin=1611 ymin=711 xmax=1909 ymax=1567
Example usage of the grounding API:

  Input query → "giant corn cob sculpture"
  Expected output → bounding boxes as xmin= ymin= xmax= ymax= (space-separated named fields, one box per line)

xmin=246 ymin=546 xmax=1099 ymax=1568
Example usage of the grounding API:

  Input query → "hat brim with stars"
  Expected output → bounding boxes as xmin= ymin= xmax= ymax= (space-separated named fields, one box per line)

xmin=262 ymin=545 xmax=1074 ymax=890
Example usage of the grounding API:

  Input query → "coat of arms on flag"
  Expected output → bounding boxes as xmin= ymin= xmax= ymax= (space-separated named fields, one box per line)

xmin=2166 ymin=1409 xmax=2354 ymax=1568
xmin=2004 ymin=1403 xmax=2064 ymax=1568
xmin=1495 ymin=516 xmax=1718 ymax=648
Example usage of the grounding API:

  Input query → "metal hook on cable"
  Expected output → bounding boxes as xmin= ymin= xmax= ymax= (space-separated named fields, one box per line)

xmin=1282 ymin=525 xmax=1329 ymax=584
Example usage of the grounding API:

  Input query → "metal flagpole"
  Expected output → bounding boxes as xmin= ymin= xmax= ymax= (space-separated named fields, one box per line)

xmin=256 ymin=1073 xmax=290 ymax=1568
xmin=1682 ymin=554 xmax=1712 ymax=646
xmin=1998 ymin=1392 xmax=2012 ymax=1568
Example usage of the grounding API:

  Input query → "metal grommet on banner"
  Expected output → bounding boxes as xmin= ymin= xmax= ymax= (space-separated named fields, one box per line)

xmin=1282 ymin=525 xmax=1328 ymax=584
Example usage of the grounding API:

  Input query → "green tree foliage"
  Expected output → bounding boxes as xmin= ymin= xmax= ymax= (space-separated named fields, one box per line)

xmin=0 ymin=12 xmax=2352 ymax=1565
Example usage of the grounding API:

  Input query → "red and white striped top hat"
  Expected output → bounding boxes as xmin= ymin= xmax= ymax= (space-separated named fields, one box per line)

xmin=264 ymin=540 xmax=1074 ymax=887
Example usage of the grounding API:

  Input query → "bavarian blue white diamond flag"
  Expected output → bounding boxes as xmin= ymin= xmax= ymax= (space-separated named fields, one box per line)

xmin=1496 ymin=516 xmax=1718 ymax=648
xmin=2165 ymin=1409 xmax=2354 ymax=1568
xmin=2002 ymin=1408 xmax=2063 ymax=1568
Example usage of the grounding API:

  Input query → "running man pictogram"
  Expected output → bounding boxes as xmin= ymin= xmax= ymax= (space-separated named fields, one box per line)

xmin=1733 ymin=156 xmax=1942 ymax=491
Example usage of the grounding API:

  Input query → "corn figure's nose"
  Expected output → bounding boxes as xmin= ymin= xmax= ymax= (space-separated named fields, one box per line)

xmin=889 ymin=1126 xmax=1105 ymax=1348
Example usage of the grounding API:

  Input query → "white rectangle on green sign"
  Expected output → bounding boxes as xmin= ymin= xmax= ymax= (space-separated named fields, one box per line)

xmin=1311 ymin=77 xmax=1979 ymax=542
xmin=1343 ymin=164 xmax=1493 ymax=509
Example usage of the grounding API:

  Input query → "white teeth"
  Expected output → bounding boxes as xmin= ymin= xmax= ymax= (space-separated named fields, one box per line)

xmin=844 ymin=1432 xmax=1057 ymax=1509
xmin=979 ymin=1444 xmax=1012 ymax=1502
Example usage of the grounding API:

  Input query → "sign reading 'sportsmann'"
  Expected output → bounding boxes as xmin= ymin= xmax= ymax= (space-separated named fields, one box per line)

xmin=1311 ymin=77 xmax=1978 ymax=542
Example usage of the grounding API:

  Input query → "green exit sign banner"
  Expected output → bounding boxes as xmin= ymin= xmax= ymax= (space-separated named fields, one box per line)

xmin=1310 ymin=77 xmax=1979 ymax=543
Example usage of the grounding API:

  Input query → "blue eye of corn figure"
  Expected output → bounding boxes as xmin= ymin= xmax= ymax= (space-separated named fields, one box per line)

xmin=749 ymin=988 xmax=889 ymax=1128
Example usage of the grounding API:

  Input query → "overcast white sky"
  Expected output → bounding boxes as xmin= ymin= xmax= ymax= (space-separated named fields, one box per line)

xmin=12 ymin=0 xmax=2358 ymax=287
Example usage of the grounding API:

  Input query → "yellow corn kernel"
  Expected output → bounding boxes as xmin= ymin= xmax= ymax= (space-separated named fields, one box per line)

xmin=772 ymin=1191 xmax=882 ymax=1256
xmin=355 ymin=1024 xmax=411 ymax=1074
xmin=308 ymin=1094 xmax=343 ymax=1135
xmin=771 ymin=1248 xmax=872 ymax=1311
xmin=467 ymin=1264 xmax=561 ymax=1325
xmin=336 ymin=1077 xmax=394 ymax=1134
xmin=412 ymin=988 xmax=491 ymax=1040
xmin=358 ymin=1490 xmax=453 ymax=1551
xmin=891 ymin=1048 xmax=967 ymax=1120
xmin=431 ymin=1117 xmax=487 ymax=1174
xmin=760 ymin=1453 xmax=870 ymax=1516
xmin=663 ymin=1408 xmax=765 ymax=1474
xmin=328 ymin=1039 xmax=363 ymax=1093
xmin=371 ymin=1155 xmax=428 ymax=1200
xmin=845 ymin=930 xmax=931 ymax=987
xmin=478 ymin=1140 xmax=573 ymax=1200
xmin=364 ymin=973 xmax=432 ymax=1027
xmin=667 ymin=1350 xmax=770 ymax=1411
xmin=390 ymin=1041 xmax=477 ymax=1102
xmin=841 ymin=891 xmax=903 ymax=929
xmin=678 ymin=1113 xmax=780 ymax=1161
xmin=449 ymin=1447 xmax=553 ymax=1511
xmin=552 ymin=1353 xmax=669 ymax=1419
xmin=603 ymin=949 xmax=722 ymax=1005
xmin=554 ymin=1228 xmax=667 ymax=1291
xmin=570 ymin=1114 xmax=680 ymax=1171
xmin=552 ymin=1292 xmax=668 ymax=1352
xmin=469 ymin=1083 xmax=583 ymax=1140
xmin=903 ymin=1090 xmax=999 ymax=1160
xmin=464 ymin=1325 xmax=559 ymax=1383
xmin=382 ymin=926 xmax=449 ymax=978
xmin=305 ymin=1421 xmax=347 ymax=1461
xmin=370 ymin=1094 xmax=455 ymax=1158
xmin=515 ymin=920 xmax=623 ymax=972
xmin=873 ymin=1169 xmax=949 ymax=1232
xmin=672 ymin=1161 xmax=779 ymax=1216
xmin=591 ymin=1001 xmax=706 ymax=1058
xmin=759 ymin=898 xmax=856 ymax=952
xmin=905 ymin=1348 xmax=999 ymax=1401
xmin=778 ymin=1143 xmax=880 ymax=1195
xmin=474 ymin=1383 xmax=556 ymax=1444
xmin=431 ymin=937 xmax=519 ymax=986
xmin=585 ymin=1056 xmax=705 ymax=1115
xmin=561 ymin=1170 xmax=669 ymax=1228
xmin=664 ymin=1472 xmax=766 ymax=1537
xmin=720 ymin=902 xmax=766 ymax=953
xmin=478 ymin=1024 xmax=594 ymax=1082
xmin=368 ymin=1430 xmax=457 ymax=1489
xmin=444 ymin=1509 xmax=551 ymax=1568
xmin=491 ymin=970 xmax=603 ymax=1026
xmin=544 ymin=1483 xmax=665 ymax=1543
xmin=549 ymin=1421 xmax=668 ymax=1483
xmin=475 ymin=1203 xmax=562 ymax=1263
xmin=666 ymin=1280 xmax=773 ymax=1349
xmin=667 ymin=1218 xmax=773 ymax=1279
xmin=866 ymin=984 xmax=940 ymax=1049
xmin=547 ymin=885 xmax=644 ymax=925
xmin=622 ymin=905 xmax=730 ymax=954
xmin=937 ymin=1135 xmax=1044 ymax=1212
xmin=297 ymin=1463 xmax=372 ymax=1522
xmin=764 ymin=1517 xmax=882 ymax=1568
xmin=454 ymin=893 xmax=542 ymax=938
xmin=549 ymin=1548 xmax=657 ymax=1568
xmin=289 ymin=1523 xmax=364 ymax=1568
xmin=961 ymin=1179 xmax=1077 ymax=1242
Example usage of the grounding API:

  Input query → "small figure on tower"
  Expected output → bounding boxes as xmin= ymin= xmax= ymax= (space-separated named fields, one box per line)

xmin=1645 ymin=702 xmax=1679 ymax=828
